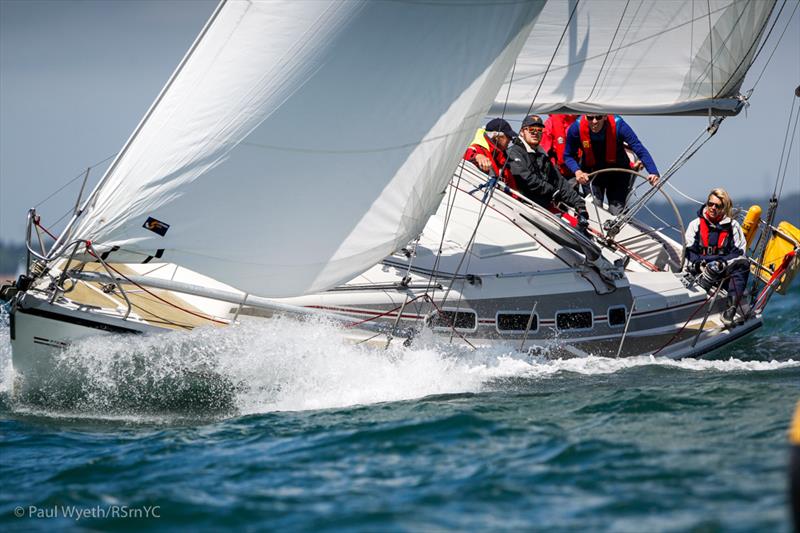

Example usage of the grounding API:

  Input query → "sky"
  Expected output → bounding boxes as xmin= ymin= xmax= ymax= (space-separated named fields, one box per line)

xmin=0 ymin=0 xmax=798 ymax=243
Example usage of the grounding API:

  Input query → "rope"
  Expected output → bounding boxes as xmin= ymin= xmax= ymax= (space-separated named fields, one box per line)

xmin=753 ymin=249 xmax=796 ymax=312
xmin=666 ymin=182 xmax=703 ymax=205
xmin=611 ymin=120 xmax=720 ymax=235
xmin=344 ymin=293 xmax=476 ymax=349
xmin=32 ymin=217 xmax=58 ymax=241
xmin=84 ymin=246 xmax=229 ymax=325
xmin=344 ymin=294 xmax=428 ymax=328
xmin=651 ymin=285 xmax=721 ymax=357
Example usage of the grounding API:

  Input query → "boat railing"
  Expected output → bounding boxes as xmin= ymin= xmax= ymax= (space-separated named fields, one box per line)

xmin=24 ymin=207 xmax=134 ymax=320
xmin=587 ymin=168 xmax=687 ymax=272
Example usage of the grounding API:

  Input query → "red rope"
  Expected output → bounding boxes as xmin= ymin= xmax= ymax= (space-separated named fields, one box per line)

xmin=86 ymin=246 xmax=229 ymax=325
xmin=33 ymin=216 xmax=58 ymax=240
xmin=344 ymin=293 xmax=476 ymax=349
xmin=650 ymin=292 xmax=715 ymax=357
xmin=753 ymin=249 xmax=796 ymax=312
xmin=344 ymin=294 xmax=427 ymax=328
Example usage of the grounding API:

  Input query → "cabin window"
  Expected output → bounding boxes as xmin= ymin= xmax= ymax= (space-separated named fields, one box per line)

xmin=608 ymin=306 xmax=627 ymax=327
xmin=496 ymin=312 xmax=538 ymax=333
xmin=431 ymin=308 xmax=477 ymax=332
xmin=555 ymin=310 xmax=593 ymax=331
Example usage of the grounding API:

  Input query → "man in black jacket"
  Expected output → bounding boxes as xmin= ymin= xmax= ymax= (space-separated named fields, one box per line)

xmin=508 ymin=115 xmax=589 ymax=229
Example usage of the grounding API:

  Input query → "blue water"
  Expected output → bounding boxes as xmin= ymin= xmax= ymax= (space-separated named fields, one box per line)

xmin=1 ymin=285 xmax=798 ymax=532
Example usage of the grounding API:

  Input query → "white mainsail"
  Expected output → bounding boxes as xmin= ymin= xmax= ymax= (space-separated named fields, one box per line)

xmin=68 ymin=0 xmax=545 ymax=297
xmin=491 ymin=0 xmax=775 ymax=116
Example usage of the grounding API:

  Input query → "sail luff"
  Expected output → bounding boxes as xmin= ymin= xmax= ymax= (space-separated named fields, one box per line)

xmin=51 ymin=0 xmax=230 ymax=259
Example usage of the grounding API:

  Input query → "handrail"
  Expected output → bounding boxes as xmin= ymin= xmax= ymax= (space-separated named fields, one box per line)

xmin=85 ymin=243 xmax=133 ymax=320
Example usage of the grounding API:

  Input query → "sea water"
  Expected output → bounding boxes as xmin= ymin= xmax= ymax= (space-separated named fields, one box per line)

xmin=1 ymin=285 xmax=798 ymax=532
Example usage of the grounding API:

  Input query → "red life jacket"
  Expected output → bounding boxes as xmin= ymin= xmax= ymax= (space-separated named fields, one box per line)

xmin=699 ymin=217 xmax=730 ymax=255
xmin=579 ymin=115 xmax=617 ymax=169
xmin=543 ymin=114 xmax=577 ymax=177
xmin=463 ymin=133 xmax=517 ymax=190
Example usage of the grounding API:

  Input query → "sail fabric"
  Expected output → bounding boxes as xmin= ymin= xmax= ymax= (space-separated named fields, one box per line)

xmin=491 ymin=0 xmax=775 ymax=116
xmin=71 ymin=0 xmax=544 ymax=297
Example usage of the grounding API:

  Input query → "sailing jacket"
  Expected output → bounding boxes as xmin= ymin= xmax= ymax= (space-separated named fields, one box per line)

xmin=507 ymin=137 xmax=585 ymax=211
xmin=463 ymin=129 xmax=515 ymax=189
xmin=541 ymin=114 xmax=577 ymax=177
xmin=563 ymin=115 xmax=659 ymax=176
xmin=684 ymin=207 xmax=746 ymax=265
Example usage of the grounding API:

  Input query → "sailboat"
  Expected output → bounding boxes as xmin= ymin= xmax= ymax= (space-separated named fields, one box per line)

xmin=2 ymin=0 xmax=799 ymax=386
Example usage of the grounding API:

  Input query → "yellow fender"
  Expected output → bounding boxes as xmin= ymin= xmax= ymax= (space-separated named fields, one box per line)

xmin=741 ymin=205 xmax=761 ymax=248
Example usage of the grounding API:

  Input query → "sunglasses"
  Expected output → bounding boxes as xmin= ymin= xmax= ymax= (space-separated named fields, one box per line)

xmin=525 ymin=126 xmax=544 ymax=133
xmin=707 ymin=201 xmax=723 ymax=209
xmin=587 ymin=115 xmax=605 ymax=122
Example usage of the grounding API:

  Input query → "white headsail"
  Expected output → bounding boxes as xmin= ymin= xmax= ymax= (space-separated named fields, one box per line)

xmin=70 ymin=0 xmax=545 ymax=297
xmin=491 ymin=0 xmax=776 ymax=116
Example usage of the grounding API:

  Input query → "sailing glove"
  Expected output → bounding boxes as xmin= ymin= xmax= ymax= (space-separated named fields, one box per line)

xmin=577 ymin=208 xmax=590 ymax=229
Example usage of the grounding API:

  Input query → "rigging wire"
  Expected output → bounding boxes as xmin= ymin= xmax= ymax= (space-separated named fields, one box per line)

xmin=688 ymin=0 xmax=753 ymax=100
xmin=776 ymin=97 xmax=800 ymax=199
xmin=596 ymin=0 xmax=645 ymax=94
xmin=748 ymin=0 xmax=798 ymax=91
xmin=523 ymin=0 xmax=581 ymax=117
xmin=749 ymin=0 xmax=789 ymax=64
xmin=500 ymin=60 xmax=517 ymax=119
xmin=423 ymin=162 xmax=468 ymax=299
xmin=33 ymin=153 xmax=116 ymax=208
xmin=722 ymin=0 xmax=786 ymax=96
xmin=511 ymin=3 xmax=732 ymax=88
xmin=612 ymin=122 xmax=717 ymax=232
xmin=586 ymin=0 xmax=630 ymax=102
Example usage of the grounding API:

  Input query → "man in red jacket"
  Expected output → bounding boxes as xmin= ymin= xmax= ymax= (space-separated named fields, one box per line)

xmin=463 ymin=118 xmax=517 ymax=189
xmin=541 ymin=114 xmax=577 ymax=178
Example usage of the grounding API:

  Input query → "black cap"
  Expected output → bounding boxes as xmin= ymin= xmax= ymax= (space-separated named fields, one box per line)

xmin=521 ymin=115 xmax=545 ymax=129
xmin=485 ymin=118 xmax=517 ymax=139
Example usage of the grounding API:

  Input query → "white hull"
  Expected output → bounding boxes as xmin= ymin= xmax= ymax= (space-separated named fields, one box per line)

xmin=5 ymin=165 xmax=765 ymax=382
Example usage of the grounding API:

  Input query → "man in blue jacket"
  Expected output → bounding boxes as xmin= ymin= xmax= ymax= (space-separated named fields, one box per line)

xmin=564 ymin=114 xmax=660 ymax=215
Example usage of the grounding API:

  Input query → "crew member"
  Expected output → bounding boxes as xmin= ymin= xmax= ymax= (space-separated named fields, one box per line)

xmin=684 ymin=188 xmax=749 ymax=326
xmin=541 ymin=114 xmax=577 ymax=178
xmin=463 ymin=118 xmax=517 ymax=188
xmin=564 ymin=114 xmax=660 ymax=215
xmin=508 ymin=115 xmax=589 ymax=229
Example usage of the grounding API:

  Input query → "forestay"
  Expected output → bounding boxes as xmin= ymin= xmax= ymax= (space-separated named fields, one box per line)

xmin=69 ymin=0 xmax=544 ymax=297
xmin=491 ymin=0 xmax=775 ymax=116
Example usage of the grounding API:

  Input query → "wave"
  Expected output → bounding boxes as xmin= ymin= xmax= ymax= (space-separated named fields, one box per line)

xmin=0 ymin=309 xmax=797 ymax=419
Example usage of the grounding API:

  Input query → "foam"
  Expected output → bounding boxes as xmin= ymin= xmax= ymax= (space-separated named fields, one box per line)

xmin=0 ymin=308 xmax=797 ymax=417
